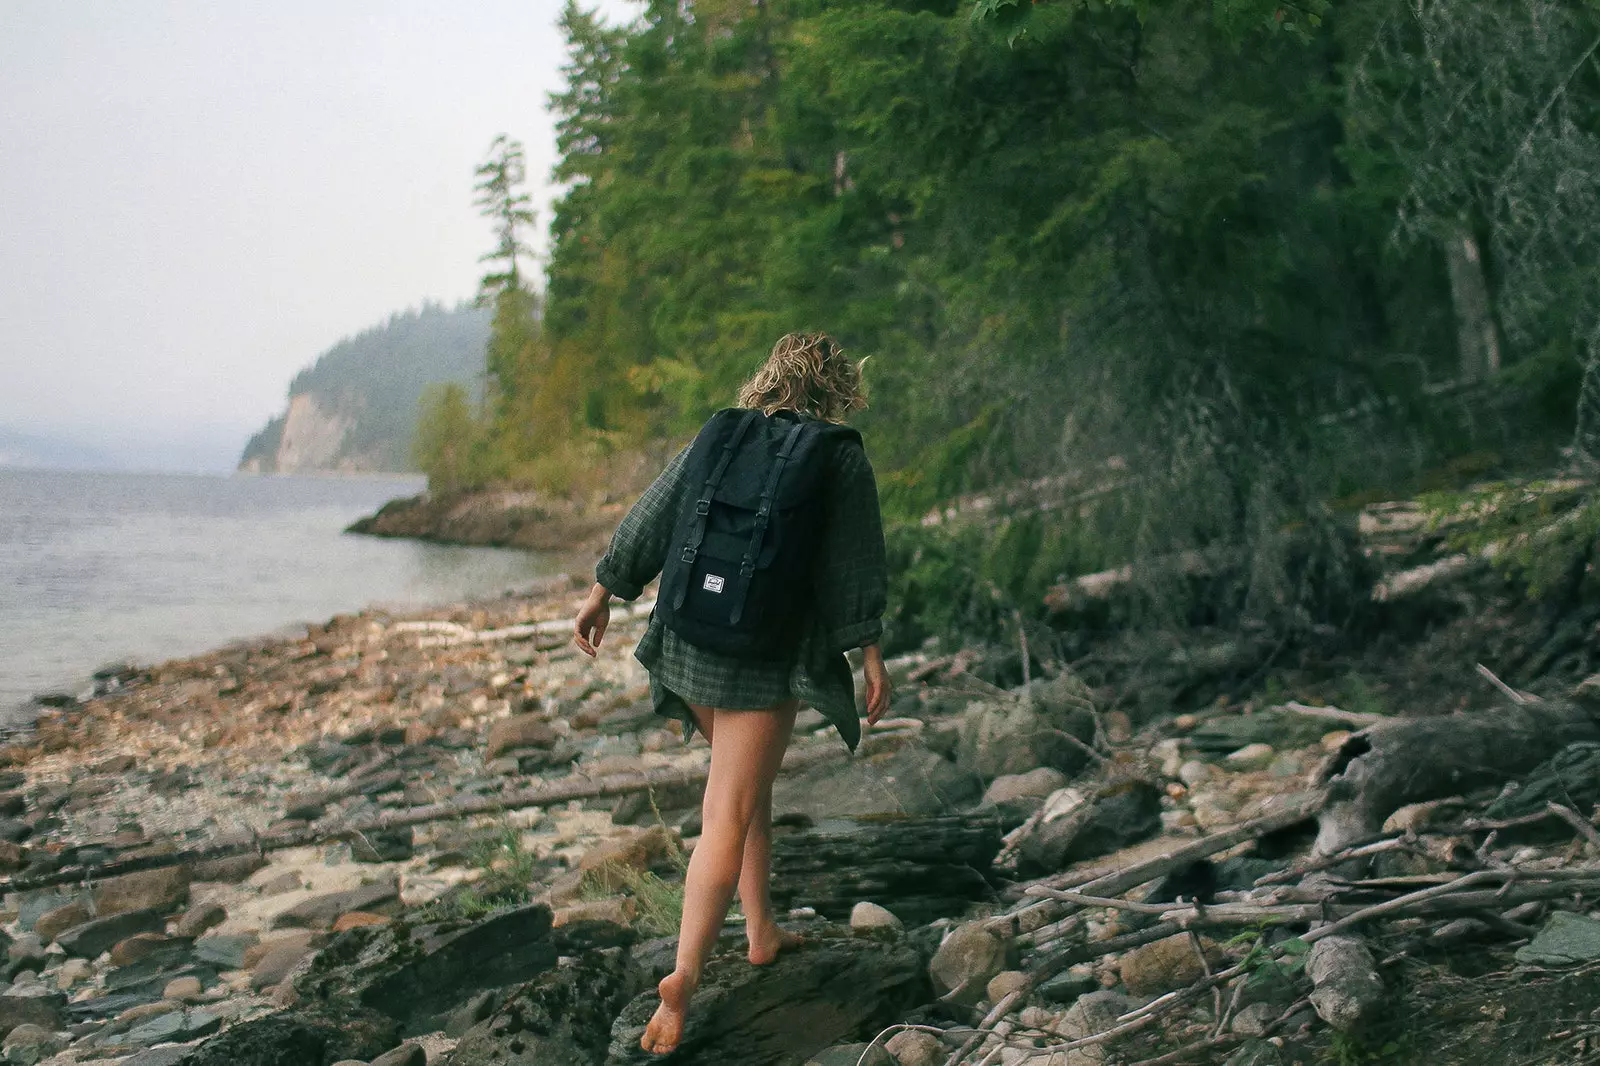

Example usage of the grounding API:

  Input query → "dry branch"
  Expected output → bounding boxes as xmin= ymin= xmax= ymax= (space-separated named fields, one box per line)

xmin=0 ymin=741 xmax=838 ymax=893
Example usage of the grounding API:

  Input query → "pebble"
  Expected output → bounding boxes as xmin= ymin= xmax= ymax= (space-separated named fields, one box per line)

xmin=163 ymin=977 xmax=203 ymax=1001
xmin=1224 ymin=743 xmax=1276 ymax=771
xmin=884 ymin=1029 xmax=942 ymax=1066
xmin=850 ymin=902 xmax=903 ymax=936
xmin=1177 ymin=760 xmax=1213 ymax=787
xmin=985 ymin=970 xmax=1029 ymax=1003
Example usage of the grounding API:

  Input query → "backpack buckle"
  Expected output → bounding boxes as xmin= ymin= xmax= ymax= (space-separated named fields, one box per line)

xmin=694 ymin=499 xmax=711 ymax=516
xmin=680 ymin=547 xmax=698 ymax=563
xmin=739 ymin=560 xmax=754 ymax=578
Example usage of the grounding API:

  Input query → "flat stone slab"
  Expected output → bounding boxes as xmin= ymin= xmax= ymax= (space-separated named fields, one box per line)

xmin=1516 ymin=911 xmax=1600 ymax=967
xmin=271 ymin=879 xmax=399 ymax=930
xmin=57 ymin=908 xmax=165 ymax=959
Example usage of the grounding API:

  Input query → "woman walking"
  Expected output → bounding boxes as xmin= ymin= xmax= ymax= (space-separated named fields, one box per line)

xmin=573 ymin=331 xmax=892 ymax=1055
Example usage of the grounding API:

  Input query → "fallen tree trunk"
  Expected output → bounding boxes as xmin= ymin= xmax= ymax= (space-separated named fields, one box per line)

xmin=1 ymin=742 xmax=840 ymax=893
xmin=1314 ymin=699 xmax=1600 ymax=857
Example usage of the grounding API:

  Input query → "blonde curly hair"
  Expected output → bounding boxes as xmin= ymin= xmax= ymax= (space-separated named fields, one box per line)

xmin=736 ymin=332 xmax=868 ymax=423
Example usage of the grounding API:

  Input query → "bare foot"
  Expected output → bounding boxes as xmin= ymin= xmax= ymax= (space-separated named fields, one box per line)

xmin=746 ymin=921 xmax=804 ymax=966
xmin=641 ymin=971 xmax=692 ymax=1055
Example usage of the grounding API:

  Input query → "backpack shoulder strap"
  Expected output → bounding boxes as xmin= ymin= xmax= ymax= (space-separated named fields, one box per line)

xmin=671 ymin=409 xmax=759 ymax=611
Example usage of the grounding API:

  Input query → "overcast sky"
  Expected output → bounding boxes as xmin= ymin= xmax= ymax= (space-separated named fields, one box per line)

xmin=0 ymin=0 xmax=634 ymax=471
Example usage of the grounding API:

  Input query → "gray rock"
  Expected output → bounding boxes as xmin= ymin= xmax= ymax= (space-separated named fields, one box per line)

xmin=121 ymin=1046 xmax=205 ymax=1066
xmin=445 ymin=947 xmax=639 ymax=1065
xmin=956 ymin=688 xmax=1096 ymax=781
xmin=1012 ymin=782 xmax=1162 ymax=875
xmin=195 ymin=933 xmax=257 ymax=970
xmin=884 ymin=1029 xmax=943 ymax=1066
xmin=0 ymin=990 xmax=65 ymax=1037
xmin=56 ymin=908 xmax=165 ymax=959
xmin=1037 ymin=968 xmax=1099 ymax=1005
xmin=982 ymin=768 xmax=1070 ymax=807
xmin=1515 ymin=911 xmax=1600 ymax=966
xmin=806 ymin=1043 xmax=892 ymax=1066
xmin=1061 ymin=990 xmax=1142 ymax=1037
xmin=173 ymin=902 xmax=228 ymax=939
xmin=773 ymin=745 xmax=982 ymax=821
xmin=444 ymin=989 xmax=499 ymax=1038
xmin=605 ymin=937 xmax=926 ymax=1066
xmin=294 ymin=903 xmax=558 ymax=1033
xmin=929 ymin=922 xmax=1008 ymax=1007
xmin=849 ymin=902 xmax=903 ymax=937
xmin=371 ymin=1043 xmax=426 ymax=1066
xmin=180 ymin=1006 xmax=398 ymax=1066
xmin=1489 ymin=742 xmax=1600 ymax=819
xmin=270 ymin=878 xmax=399 ymax=929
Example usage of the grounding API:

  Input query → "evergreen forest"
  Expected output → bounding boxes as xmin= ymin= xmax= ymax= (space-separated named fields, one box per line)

xmin=428 ymin=0 xmax=1600 ymax=649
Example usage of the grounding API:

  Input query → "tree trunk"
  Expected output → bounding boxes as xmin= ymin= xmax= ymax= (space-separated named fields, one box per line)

xmin=1443 ymin=222 xmax=1502 ymax=382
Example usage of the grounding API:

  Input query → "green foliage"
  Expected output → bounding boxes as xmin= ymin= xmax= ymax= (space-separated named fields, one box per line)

xmin=460 ymin=0 xmax=1597 ymax=636
xmin=1421 ymin=481 xmax=1600 ymax=601
xmin=412 ymin=382 xmax=485 ymax=493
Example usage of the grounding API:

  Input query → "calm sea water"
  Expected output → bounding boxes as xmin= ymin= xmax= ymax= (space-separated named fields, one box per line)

xmin=0 ymin=469 xmax=566 ymax=723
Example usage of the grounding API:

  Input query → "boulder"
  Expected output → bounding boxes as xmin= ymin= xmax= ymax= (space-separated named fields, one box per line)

xmin=605 ymin=935 xmax=928 ymax=1066
xmin=772 ymin=744 xmax=983 ymax=821
xmin=195 ymin=933 xmax=258 ymax=969
xmin=986 ymin=970 xmax=1028 ymax=1002
xmin=443 ymin=947 xmax=641 ymax=1065
xmin=111 ymin=933 xmax=190 ymax=967
xmin=1009 ymin=781 xmax=1162 ymax=876
xmin=1118 ymin=934 xmax=1222 ymax=997
xmin=929 ymin=921 xmax=1009 ymax=1006
xmin=56 ymin=908 xmax=165 ymax=959
xmin=93 ymin=866 xmax=191 ymax=917
xmin=956 ymin=688 xmax=1096 ymax=781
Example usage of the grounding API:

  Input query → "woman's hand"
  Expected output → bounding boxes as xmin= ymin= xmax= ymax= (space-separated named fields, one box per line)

xmin=574 ymin=583 xmax=612 ymax=658
xmin=863 ymin=644 xmax=892 ymax=726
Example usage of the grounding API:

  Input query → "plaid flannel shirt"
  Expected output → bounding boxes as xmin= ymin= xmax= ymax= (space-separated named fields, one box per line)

xmin=594 ymin=427 xmax=888 ymax=750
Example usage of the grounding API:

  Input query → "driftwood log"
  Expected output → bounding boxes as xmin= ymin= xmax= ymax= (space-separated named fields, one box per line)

xmin=769 ymin=815 xmax=1003 ymax=927
xmin=1314 ymin=698 xmax=1600 ymax=857
xmin=1 ymin=742 xmax=842 ymax=894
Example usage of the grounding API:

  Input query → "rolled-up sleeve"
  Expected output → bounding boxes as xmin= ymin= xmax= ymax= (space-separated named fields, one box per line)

xmin=594 ymin=446 xmax=691 ymax=602
xmin=813 ymin=442 xmax=888 ymax=652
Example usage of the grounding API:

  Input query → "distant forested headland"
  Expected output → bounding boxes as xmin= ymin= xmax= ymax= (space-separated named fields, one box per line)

xmin=418 ymin=0 xmax=1600 ymax=646
xmin=239 ymin=303 xmax=489 ymax=474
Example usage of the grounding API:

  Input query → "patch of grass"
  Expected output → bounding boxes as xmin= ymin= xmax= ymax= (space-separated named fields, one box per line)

xmin=1336 ymin=672 xmax=1391 ymax=719
xmin=414 ymin=821 xmax=541 ymax=923
xmin=578 ymin=809 xmax=690 ymax=938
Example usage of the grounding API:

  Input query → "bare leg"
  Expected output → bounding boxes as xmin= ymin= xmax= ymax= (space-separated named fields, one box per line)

xmin=640 ymin=701 xmax=797 ymax=1055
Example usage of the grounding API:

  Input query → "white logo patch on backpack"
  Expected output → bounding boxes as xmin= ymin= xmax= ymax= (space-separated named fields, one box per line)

xmin=702 ymin=574 xmax=726 ymax=594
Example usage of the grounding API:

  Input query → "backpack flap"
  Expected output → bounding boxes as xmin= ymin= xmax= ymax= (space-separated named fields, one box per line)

xmin=658 ymin=409 xmax=858 ymax=660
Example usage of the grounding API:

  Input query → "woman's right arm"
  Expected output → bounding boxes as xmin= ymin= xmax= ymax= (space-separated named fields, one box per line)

xmin=593 ymin=445 xmax=692 ymax=602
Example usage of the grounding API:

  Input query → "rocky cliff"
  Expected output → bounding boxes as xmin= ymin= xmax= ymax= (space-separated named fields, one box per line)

xmin=239 ymin=303 xmax=489 ymax=474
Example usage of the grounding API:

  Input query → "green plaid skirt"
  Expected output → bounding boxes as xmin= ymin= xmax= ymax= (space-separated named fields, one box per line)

xmin=632 ymin=617 xmax=863 ymax=747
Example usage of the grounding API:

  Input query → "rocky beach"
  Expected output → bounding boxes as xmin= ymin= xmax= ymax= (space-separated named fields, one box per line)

xmin=0 ymin=478 xmax=1598 ymax=1066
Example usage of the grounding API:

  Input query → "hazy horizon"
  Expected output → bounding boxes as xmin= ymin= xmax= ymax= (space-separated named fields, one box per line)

xmin=0 ymin=1 xmax=634 ymax=473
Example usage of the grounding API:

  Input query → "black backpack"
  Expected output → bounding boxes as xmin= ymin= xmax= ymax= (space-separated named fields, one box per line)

xmin=657 ymin=408 xmax=860 ymax=660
